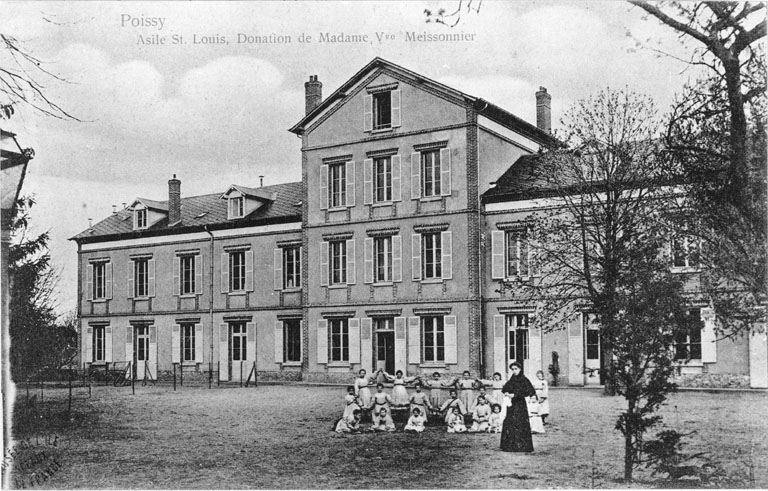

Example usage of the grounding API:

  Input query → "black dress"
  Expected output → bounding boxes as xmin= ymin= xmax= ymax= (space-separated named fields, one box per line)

xmin=500 ymin=374 xmax=536 ymax=452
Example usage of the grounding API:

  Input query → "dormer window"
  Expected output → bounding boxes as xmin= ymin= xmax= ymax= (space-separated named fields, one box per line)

xmin=135 ymin=208 xmax=148 ymax=230
xmin=229 ymin=196 xmax=244 ymax=219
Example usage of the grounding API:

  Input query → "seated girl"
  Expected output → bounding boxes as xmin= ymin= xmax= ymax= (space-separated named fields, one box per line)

xmin=371 ymin=407 xmax=396 ymax=432
xmin=446 ymin=407 xmax=467 ymax=433
xmin=404 ymin=407 xmax=427 ymax=433
xmin=335 ymin=409 xmax=362 ymax=434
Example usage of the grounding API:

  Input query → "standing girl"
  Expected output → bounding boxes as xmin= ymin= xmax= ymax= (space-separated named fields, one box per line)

xmin=424 ymin=372 xmax=452 ymax=410
xmin=500 ymin=362 xmax=536 ymax=452
xmin=533 ymin=370 xmax=550 ymax=424
xmin=457 ymin=370 xmax=476 ymax=413
xmin=382 ymin=370 xmax=418 ymax=409
xmin=354 ymin=368 xmax=378 ymax=410
xmin=408 ymin=382 xmax=433 ymax=416
xmin=342 ymin=385 xmax=361 ymax=419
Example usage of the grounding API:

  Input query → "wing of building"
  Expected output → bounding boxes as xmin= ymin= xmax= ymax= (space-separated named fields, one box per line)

xmin=71 ymin=58 xmax=767 ymax=388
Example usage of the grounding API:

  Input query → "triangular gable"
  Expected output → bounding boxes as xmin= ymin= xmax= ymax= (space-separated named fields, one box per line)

xmin=129 ymin=198 xmax=168 ymax=212
xmin=220 ymin=184 xmax=277 ymax=203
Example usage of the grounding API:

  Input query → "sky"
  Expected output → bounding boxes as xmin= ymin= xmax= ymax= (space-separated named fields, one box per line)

xmin=2 ymin=0 xmax=703 ymax=315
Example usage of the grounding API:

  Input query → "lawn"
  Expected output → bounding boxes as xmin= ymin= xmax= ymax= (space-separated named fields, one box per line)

xmin=7 ymin=383 xmax=768 ymax=489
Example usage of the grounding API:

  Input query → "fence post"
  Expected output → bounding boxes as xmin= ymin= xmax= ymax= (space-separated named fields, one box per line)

xmin=253 ymin=361 xmax=257 ymax=387
xmin=208 ymin=362 xmax=212 ymax=389
xmin=131 ymin=362 xmax=135 ymax=395
xmin=217 ymin=361 xmax=220 ymax=387
xmin=68 ymin=370 xmax=73 ymax=416
xmin=180 ymin=363 xmax=183 ymax=387
xmin=40 ymin=378 xmax=43 ymax=402
xmin=240 ymin=362 xmax=243 ymax=388
xmin=173 ymin=364 xmax=176 ymax=391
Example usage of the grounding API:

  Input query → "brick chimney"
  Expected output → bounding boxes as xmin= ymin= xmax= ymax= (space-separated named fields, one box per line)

xmin=304 ymin=75 xmax=322 ymax=115
xmin=536 ymin=87 xmax=551 ymax=134
xmin=168 ymin=174 xmax=181 ymax=224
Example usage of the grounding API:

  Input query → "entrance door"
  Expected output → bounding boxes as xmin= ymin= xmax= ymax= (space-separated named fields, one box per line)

xmin=230 ymin=322 xmax=248 ymax=382
xmin=376 ymin=331 xmax=395 ymax=375
xmin=133 ymin=325 xmax=156 ymax=380
xmin=584 ymin=315 xmax=602 ymax=385
xmin=507 ymin=314 xmax=530 ymax=376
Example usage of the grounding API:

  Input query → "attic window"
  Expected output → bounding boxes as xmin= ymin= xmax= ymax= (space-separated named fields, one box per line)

xmin=135 ymin=209 xmax=148 ymax=229
xmin=228 ymin=196 xmax=244 ymax=219
xmin=373 ymin=92 xmax=392 ymax=130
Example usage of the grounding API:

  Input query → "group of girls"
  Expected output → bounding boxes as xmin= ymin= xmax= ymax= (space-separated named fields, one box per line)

xmin=335 ymin=367 xmax=550 ymax=434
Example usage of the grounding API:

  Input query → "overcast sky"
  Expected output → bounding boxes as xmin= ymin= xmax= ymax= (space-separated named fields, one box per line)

xmin=3 ymin=1 xmax=701 ymax=314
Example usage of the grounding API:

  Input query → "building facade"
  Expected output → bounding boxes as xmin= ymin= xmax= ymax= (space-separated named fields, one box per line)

xmin=72 ymin=58 xmax=767 ymax=388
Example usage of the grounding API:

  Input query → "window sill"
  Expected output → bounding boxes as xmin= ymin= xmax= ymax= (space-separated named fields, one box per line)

xmin=90 ymin=298 xmax=108 ymax=303
xmin=328 ymin=284 xmax=348 ymax=290
xmin=420 ymin=278 xmax=444 ymax=284
xmin=228 ymin=291 xmax=247 ymax=296
xmin=670 ymin=267 xmax=701 ymax=274
xmin=371 ymin=201 xmax=393 ymax=208
xmin=419 ymin=196 xmax=443 ymax=203
xmin=90 ymin=361 xmax=108 ymax=366
xmin=181 ymin=362 xmax=199 ymax=367
xmin=420 ymin=363 xmax=447 ymax=369
xmin=674 ymin=360 xmax=703 ymax=367
xmin=504 ymin=276 xmax=532 ymax=282
xmin=282 ymin=287 xmax=302 ymax=293
xmin=328 ymin=207 xmax=348 ymax=213
xmin=179 ymin=294 xmax=198 ymax=299
xmin=132 ymin=296 xmax=151 ymax=300
xmin=371 ymin=127 xmax=394 ymax=134
xmin=282 ymin=361 xmax=303 ymax=367
xmin=373 ymin=282 xmax=394 ymax=287
xmin=327 ymin=362 xmax=351 ymax=368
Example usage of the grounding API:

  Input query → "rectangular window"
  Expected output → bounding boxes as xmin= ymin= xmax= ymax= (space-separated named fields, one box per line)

xmin=134 ymin=259 xmax=149 ymax=297
xmin=330 ymin=240 xmax=347 ymax=285
xmin=422 ymin=316 xmax=445 ymax=363
xmin=374 ymin=236 xmax=392 ymax=282
xmin=230 ymin=251 xmax=246 ymax=292
xmin=92 ymin=326 xmax=105 ymax=362
xmin=421 ymin=150 xmax=441 ymax=197
xmin=283 ymin=247 xmax=301 ymax=289
xmin=229 ymin=197 xmax=244 ymax=219
xmin=329 ymin=318 xmax=349 ymax=362
xmin=180 ymin=256 xmax=196 ymax=295
xmin=507 ymin=314 xmax=529 ymax=363
xmin=284 ymin=319 xmax=302 ymax=362
xmin=231 ymin=322 xmax=247 ymax=362
xmin=329 ymin=162 xmax=347 ymax=208
xmin=373 ymin=156 xmax=392 ymax=202
xmin=672 ymin=235 xmax=700 ymax=269
xmin=136 ymin=209 xmax=147 ymax=229
xmin=586 ymin=329 xmax=600 ymax=360
xmin=506 ymin=230 xmax=530 ymax=277
xmin=181 ymin=323 xmax=196 ymax=362
xmin=422 ymin=232 xmax=442 ymax=279
xmin=675 ymin=309 xmax=703 ymax=360
xmin=135 ymin=325 xmax=149 ymax=361
xmin=373 ymin=91 xmax=392 ymax=130
xmin=92 ymin=262 xmax=106 ymax=299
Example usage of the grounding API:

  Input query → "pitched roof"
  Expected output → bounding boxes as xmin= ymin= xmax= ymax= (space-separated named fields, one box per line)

xmin=289 ymin=57 xmax=557 ymax=145
xmin=71 ymin=181 xmax=303 ymax=244
xmin=131 ymin=198 xmax=168 ymax=211
xmin=482 ymin=154 xmax=551 ymax=203
xmin=220 ymin=184 xmax=277 ymax=202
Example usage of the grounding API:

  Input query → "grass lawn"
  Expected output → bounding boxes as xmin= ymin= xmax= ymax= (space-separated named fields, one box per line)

xmin=7 ymin=383 xmax=768 ymax=489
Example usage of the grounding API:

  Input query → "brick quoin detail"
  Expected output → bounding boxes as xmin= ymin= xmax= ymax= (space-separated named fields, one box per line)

xmin=301 ymin=136 xmax=310 ymax=372
xmin=466 ymin=104 xmax=482 ymax=373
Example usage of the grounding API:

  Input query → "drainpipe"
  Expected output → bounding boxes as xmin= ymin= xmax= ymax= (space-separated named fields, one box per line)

xmin=204 ymin=226 xmax=215 ymax=370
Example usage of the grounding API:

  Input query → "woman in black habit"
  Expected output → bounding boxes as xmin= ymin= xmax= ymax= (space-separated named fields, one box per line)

xmin=500 ymin=361 xmax=536 ymax=452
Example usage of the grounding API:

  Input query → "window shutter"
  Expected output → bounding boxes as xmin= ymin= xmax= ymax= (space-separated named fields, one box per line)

xmin=361 ymin=318 xmax=373 ymax=372
xmin=491 ymin=231 xmax=505 ymax=279
xmin=364 ymin=237 xmax=374 ymax=284
xmin=195 ymin=255 xmax=203 ymax=295
xmin=105 ymin=326 xmax=113 ymax=363
xmin=412 ymin=234 xmax=422 ymax=280
xmin=408 ymin=316 xmax=420 ymax=365
xmin=391 ymin=89 xmax=401 ymax=128
xmin=148 ymin=326 xmax=157 ymax=378
xmin=172 ymin=324 xmax=181 ymax=364
xmin=568 ymin=315 xmax=584 ymax=386
xmin=349 ymin=318 xmax=361 ymax=364
xmin=346 ymin=238 xmax=356 ymax=285
xmin=392 ymin=235 xmax=402 ymax=282
xmin=364 ymin=94 xmax=373 ymax=132
xmin=125 ymin=326 xmax=133 ymax=364
xmin=173 ymin=257 xmax=181 ymax=296
xmin=220 ymin=253 xmax=229 ymax=293
xmin=700 ymin=308 xmax=717 ymax=363
xmin=128 ymin=261 xmax=134 ymax=298
xmin=394 ymin=317 xmax=407 ymax=372
xmin=440 ymin=148 xmax=451 ymax=196
xmin=441 ymin=231 xmax=453 ymax=280
xmin=245 ymin=250 xmax=254 ymax=292
xmin=86 ymin=264 xmax=93 ymax=301
xmin=411 ymin=152 xmax=421 ymax=199
xmin=148 ymin=259 xmax=156 ymax=297
xmin=320 ymin=165 xmax=328 ymax=211
xmin=529 ymin=323 xmax=542 ymax=375
xmin=493 ymin=315 xmax=506 ymax=376
xmin=363 ymin=158 xmax=373 ymax=205
xmin=346 ymin=160 xmax=356 ymax=207
xmin=195 ymin=324 xmax=204 ymax=362
xmin=219 ymin=323 xmax=228 ymax=381
xmin=274 ymin=321 xmax=284 ymax=363
xmin=246 ymin=322 xmax=256 ymax=363
xmin=392 ymin=155 xmax=402 ymax=202
xmin=85 ymin=327 xmax=93 ymax=363
xmin=320 ymin=242 xmax=329 ymax=286
xmin=317 ymin=319 xmax=328 ymax=364
xmin=273 ymin=248 xmax=283 ymax=291
xmin=444 ymin=315 xmax=457 ymax=364
xmin=105 ymin=263 xmax=113 ymax=299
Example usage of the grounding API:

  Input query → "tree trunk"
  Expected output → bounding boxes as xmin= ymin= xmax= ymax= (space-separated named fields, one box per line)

xmin=624 ymin=400 xmax=636 ymax=482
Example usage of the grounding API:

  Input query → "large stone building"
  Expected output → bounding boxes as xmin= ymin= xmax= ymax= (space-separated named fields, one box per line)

xmin=71 ymin=58 xmax=767 ymax=388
